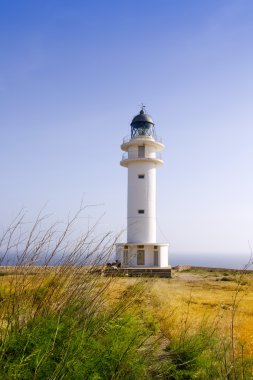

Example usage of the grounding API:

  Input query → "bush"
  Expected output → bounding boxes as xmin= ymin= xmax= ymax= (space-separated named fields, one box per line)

xmin=161 ymin=327 xmax=219 ymax=380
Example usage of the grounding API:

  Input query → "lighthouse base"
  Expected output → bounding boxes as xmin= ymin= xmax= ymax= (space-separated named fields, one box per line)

xmin=115 ymin=243 xmax=170 ymax=268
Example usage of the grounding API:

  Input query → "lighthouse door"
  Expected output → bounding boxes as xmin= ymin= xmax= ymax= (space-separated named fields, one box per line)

xmin=137 ymin=246 xmax=145 ymax=265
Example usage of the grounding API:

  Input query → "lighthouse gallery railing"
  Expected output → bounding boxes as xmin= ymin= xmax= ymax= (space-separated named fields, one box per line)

xmin=121 ymin=152 xmax=163 ymax=161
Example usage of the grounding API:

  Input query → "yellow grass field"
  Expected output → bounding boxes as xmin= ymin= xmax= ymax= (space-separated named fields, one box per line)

xmin=0 ymin=265 xmax=252 ymax=377
xmin=106 ymin=268 xmax=253 ymax=357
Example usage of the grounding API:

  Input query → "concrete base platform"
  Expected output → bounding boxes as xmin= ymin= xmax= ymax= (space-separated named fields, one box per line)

xmin=103 ymin=267 xmax=172 ymax=278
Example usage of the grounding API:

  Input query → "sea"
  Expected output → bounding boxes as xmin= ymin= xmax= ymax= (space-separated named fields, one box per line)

xmin=170 ymin=252 xmax=253 ymax=270
xmin=0 ymin=252 xmax=252 ymax=271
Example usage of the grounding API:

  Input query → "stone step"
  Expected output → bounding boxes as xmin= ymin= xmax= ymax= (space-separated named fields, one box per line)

xmin=103 ymin=267 xmax=172 ymax=278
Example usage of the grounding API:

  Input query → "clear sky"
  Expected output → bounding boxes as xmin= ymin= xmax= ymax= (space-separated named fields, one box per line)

xmin=1 ymin=0 xmax=253 ymax=267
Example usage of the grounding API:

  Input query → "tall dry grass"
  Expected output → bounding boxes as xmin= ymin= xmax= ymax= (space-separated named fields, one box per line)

xmin=0 ymin=207 xmax=115 ymax=334
xmin=0 ymin=209 xmax=157 ymax=379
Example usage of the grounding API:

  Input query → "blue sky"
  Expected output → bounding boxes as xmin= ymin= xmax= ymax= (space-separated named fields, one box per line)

xmin=1 ymin=0 xmax=253 ymax=266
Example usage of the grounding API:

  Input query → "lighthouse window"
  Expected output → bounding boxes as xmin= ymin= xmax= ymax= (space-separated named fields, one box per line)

xmin=138 ymin=174 xmax=145 ymax=179
xmin=138 ymin=210 xmax=145 ymax=214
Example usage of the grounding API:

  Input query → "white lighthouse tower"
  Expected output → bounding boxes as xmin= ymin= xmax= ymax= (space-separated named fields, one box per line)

xmin=116 ymin=107 xmax=170 ymax=268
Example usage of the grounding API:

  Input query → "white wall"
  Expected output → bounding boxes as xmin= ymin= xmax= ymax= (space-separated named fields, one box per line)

xmin=127 ymin=160 xmax=156 ymax=243
xmin=159 ymin=245 xmax=169 ymax=267
xmin=116 ymin=244 xmax=170 ymax=268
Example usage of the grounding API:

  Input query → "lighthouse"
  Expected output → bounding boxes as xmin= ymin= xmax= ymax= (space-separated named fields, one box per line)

xmin=116 ymin=107 xmax=170 ymax=268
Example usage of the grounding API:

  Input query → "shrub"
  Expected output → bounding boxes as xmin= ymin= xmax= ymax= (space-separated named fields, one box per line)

xmin=161 ymin=327 xmax=219 ymax=379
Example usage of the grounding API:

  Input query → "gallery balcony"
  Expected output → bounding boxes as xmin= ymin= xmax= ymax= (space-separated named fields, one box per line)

xmin=120 ymin=151 xmax=164 ymax=168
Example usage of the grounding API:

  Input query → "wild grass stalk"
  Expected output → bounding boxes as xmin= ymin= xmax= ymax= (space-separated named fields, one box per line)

xmin=0 ymin=208 xmax=158 ymax=379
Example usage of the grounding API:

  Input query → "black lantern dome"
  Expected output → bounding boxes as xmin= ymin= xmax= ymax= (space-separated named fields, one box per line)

xmin=130 ymin=107 xmax=155 ymax=138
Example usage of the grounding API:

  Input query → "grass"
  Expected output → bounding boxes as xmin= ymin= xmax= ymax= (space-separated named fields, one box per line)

xmin=150 ymin=271 xmax=253 ymax=357
xmin=0 ymin=269 xmax=156 ymax=379
xmin=0 ymin=210 xmax=252 ymax=378
xmin=105 ymin=269 xmax=253 ymax=378
xmin=0 ymin=267 xmax=253 ymax=379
